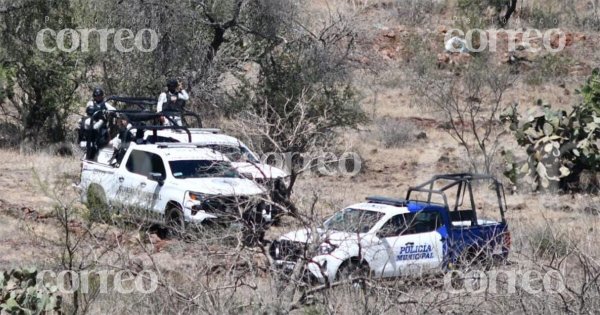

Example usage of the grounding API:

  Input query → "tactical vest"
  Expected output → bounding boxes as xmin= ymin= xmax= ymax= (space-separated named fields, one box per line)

xmin=87 ymin=101 xmax=107 ymax=117
xmin=162 ymin=92 xmax=186 ymax=112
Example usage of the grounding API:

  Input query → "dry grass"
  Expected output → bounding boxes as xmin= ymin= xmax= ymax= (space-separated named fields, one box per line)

xmin=0 ymin=149 xmax=80 ymax=211
xmin=0 ymin=134 xmax=599 ymax=313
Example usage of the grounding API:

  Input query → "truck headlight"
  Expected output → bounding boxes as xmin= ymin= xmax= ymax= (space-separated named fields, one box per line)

xmin=318 ymin=243 xmax=337 ymax=255
xmin=188 ymin=192 xmax=205 ymax=201
xmin=185 ymin=191 xmax=205 ymax=215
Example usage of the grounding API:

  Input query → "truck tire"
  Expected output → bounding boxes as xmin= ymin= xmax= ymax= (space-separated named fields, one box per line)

xmin=458 ymin=246 xmax=494 ymax=271
xmin=87 ymin=184 xmax=111 ymax=222
xmin=336 ymin=259 xmax=370 ymax=283
xmin=166 ymin=207 xmax=185 ymax=238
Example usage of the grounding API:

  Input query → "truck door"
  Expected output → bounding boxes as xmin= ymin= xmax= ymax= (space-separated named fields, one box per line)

xmin=366 ymin=215 xmax=402 ymax=278
xmin=393 ymin=211 xmax=445 ymax=277
xmin=119 ymin=150 xmax=163 ymax=220
xmin=109 ymin=150 xmax=136 ymax=208
xmin=136 ymin=152 xmax=165 ymax=220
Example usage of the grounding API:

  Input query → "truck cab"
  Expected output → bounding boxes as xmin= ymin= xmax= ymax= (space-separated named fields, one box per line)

xmin=142 ymin=128 xmax=289 ymax=189
xmin=270 ymin=173 xmax=510 ymax=283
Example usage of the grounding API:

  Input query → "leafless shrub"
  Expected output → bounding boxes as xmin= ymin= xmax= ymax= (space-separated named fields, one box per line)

xmin=524 ymin=54 xmax=574 ymax=86
xmin=529 ymin=226 xmax=572 ymax=259
xmin=413 ymin=57 xmax=517 ymax=175
xmin=375 ymin=117 xmax=417 ymax=148
xmin=395 ymin=0 xmax=446 ymax=26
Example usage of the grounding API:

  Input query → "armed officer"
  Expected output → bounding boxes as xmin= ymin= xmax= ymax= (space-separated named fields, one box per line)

xmin=84 ymin=87 xmax=116 ymax=131
xmin=83 ymin=87 xmax=116 ymax=159
xmin=156 ymin=79 xmax=189 ymax=126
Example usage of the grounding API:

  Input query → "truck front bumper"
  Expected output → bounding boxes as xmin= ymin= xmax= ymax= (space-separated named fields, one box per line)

xmin=273 ymin=255 xmax=345 ymax=284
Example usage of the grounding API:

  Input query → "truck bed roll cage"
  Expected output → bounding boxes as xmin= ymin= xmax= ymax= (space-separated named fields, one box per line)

xmin=111 ymin=110 xmax=193 ymax=143
xmin=406 ymin=173 xmax=507 ymax=224
xmin=106 ymin=96 xmax=202 ymax=128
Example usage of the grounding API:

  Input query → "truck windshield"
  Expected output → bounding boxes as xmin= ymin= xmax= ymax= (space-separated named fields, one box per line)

xmin=323 ymin=208 xmax=384 ymax=234
xmin=201 ymin=144 xmax=259 ymax=163
xmin=169 ymin=160 xmax=240 ymax=179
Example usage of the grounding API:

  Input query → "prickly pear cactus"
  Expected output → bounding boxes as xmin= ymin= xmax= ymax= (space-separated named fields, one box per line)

xmin=502 ymin=68 xmax=600 ymax=191
xmin=0 ymin=268 xmax=61 ymax=314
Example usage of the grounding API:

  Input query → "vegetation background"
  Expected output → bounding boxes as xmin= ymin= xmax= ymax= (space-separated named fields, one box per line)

xmin=1 ymin=0 xmax=600 ymax=314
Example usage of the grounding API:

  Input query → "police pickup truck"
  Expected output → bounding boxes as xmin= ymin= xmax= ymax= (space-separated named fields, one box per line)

xmin=79 ymin=141 xmax=270 ymax=229
xmin=270 ymin=174 xmax=511 ymax=283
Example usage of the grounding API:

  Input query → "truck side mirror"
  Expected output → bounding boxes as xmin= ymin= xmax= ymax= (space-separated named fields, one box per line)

xmin=148 ymin=172 xmax=165 ymax=186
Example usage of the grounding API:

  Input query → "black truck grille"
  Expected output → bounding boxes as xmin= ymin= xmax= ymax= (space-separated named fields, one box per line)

xmin=270 ymin=240 xmax=308 ymax=261
xmin=202 ymin=196 xmax=253 ymax=214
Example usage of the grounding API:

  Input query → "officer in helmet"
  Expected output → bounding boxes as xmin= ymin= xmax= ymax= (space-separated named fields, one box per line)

xmin=156 ymin=79 xmax=189 ymax=126
xmin=83 ymin=87 xmax=115 ymax=159
xmin=84 ymin=87 xmax=116 ymax=130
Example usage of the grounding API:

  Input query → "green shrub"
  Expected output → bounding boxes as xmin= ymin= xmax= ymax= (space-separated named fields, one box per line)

xmin=456 ymin=0 xmax=507 ymax=29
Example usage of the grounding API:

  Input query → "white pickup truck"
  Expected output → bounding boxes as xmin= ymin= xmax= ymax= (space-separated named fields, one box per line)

xmin=142 ymin=128 xmax=289 ymax=187
xmin=79 ymin=142 xmax=270 ymax=228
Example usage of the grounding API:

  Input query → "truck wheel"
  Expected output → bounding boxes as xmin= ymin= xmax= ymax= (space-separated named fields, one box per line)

xmin=449 ymin=250 xmax=488 ymax=290
xmin=87 ymin=185 xmax=111 ymax=222
xmin=458 ymin=247 xmax=494 ymax=271
xmin=166 ymin=207 xmax=185 ymax=238
xmin=336 ymin=260 xmax=370 ymax=283
xmin=474 ymin=247 xmax=495 ymax=270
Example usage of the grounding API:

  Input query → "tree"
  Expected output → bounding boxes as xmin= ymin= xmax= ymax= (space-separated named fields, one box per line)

xmin=414 ymin=58 xmax=516 ymax=175
xmin=229 ymin=13 xmax=367 ymax=196
xmin=0 ymin=0 xmax=83 ymax=146
xmin=458 ymin=0 xmax=518 ymax=27
xmin=499 ymin=0 xmax=518 ymax=27
xmin=87 ymin=0 xmax=294 ymax=117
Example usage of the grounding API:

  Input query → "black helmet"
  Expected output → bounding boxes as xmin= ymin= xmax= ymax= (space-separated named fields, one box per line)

xmin=167 ymin=79 xmax=178 ymax=90
xmin=93 ymin=87 xmax=104 ymax=98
